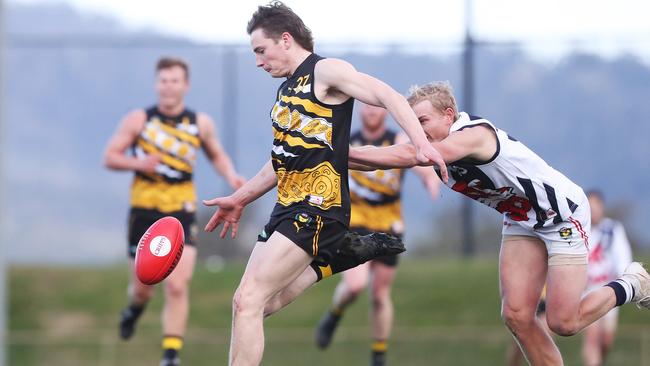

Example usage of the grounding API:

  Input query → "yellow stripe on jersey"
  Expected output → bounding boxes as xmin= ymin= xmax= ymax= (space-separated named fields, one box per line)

xmin=276 ymin=161 xmax=342 ymax=210
xmin=349 ymin=171 xmax=400 ymax=196
xmin=138 ymin=140 xmax=193 ymax=173
xmin=280 ymin=95 xmax=332 ymax=118
xmin=349 ymin=198 xmax=402 ymax=232
xmin=273 ymin=127 xmax=326 ymax=150
xmin=152 ymin=119 xmax=201 ymax=147
xmin=130 ymin=177 xmax=196 ymax=213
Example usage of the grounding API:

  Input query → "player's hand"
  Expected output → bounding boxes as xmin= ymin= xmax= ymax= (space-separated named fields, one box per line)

xmin=136 ymin=154 xmax=161 ymax=174
xmin=227 ymin=174 xmax=247 ymax=190
xmin=415 ymin=144 xmax=448 ymax=183
xmin=202 ymin=195 xmax=245 ymax=238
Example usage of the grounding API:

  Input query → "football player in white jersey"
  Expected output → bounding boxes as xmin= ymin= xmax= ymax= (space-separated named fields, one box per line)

xmin=347 ymin=81 xmax=650 ymax=365
xmin=581 ymin=190 xmax=633 ymax=366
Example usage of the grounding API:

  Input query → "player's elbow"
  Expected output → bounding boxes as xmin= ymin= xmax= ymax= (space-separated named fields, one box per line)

xmin=103 ymin=151 xmax=120 ymax=170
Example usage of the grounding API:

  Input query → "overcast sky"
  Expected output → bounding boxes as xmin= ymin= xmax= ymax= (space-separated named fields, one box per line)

xmin=10 ymin=0 xmax=650 ymax=60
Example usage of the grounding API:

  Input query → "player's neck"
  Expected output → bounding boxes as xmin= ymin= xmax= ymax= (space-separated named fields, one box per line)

xmin=362 ymin=125 xmax=386 ymax=142
xmin=287 ymin=49 xmax=312 ymax=78
xmin=157 ymin=103 xmax=185 ymax=117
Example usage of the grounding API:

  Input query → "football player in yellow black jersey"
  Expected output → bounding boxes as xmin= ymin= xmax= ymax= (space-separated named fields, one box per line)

xmin=315 ymin=104 xmax=440 ymax=366
xmin=104 ymin=57 xmax=245 ymax=366
xmin=202 ymin=3 xmax=448 ymax=365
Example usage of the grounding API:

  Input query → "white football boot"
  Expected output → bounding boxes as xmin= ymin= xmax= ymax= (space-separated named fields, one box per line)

xmin=621 ymin=262 xmax=650 ymax=309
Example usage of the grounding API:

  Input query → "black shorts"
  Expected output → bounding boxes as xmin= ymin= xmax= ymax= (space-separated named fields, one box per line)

xmin=350 ymin=226 xmax=402 ymax=267
xmin=257 ymin=211 xmax=347 ymax=265
xmin=127 ymin=207 xmax=197 ymax=258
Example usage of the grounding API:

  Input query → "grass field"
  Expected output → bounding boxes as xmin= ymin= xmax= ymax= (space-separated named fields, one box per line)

xmin=10 ymin=258 xmax=650 ymax=365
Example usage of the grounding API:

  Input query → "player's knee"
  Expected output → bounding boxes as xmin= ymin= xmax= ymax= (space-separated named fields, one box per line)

xmin=131 ymin=283 xmax=155 ymax=302
xmin=164 ymin=279 xmax=188 ymax=299
xmin=501 ymin=305 xmax=536 ymax=332
xmin=601 ymin=333 xmax=615 ymax=349
xmin=263 ymin=299 xmax=285 ymax=318
xmin=232 ymin=284 xmax=265 ymax=316
xmin=349 ymin=285 xmax=365 ymax=299
xmin=343 ymin=278 xmax=366 ymax=297
xmin=547 ymin=317 xmax=580 ymax=336
xmin=370 ymin=287 xmax=391 ymax=310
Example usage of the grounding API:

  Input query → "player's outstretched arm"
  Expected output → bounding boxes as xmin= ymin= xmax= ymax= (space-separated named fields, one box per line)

xmin=203 ymin=160 xmax=276 ymax=238
xmin=349 ymin=144 xmax=420 ymax=170
xmin=197 ymin=113 xmax=246 ymax=190
xmin=315 ymin=58 xmax=448 ymax=182
xmin=395 ymin=133 xmax=440 ymax=200
xmin=350 ymin=126 xmax=492 ymax=171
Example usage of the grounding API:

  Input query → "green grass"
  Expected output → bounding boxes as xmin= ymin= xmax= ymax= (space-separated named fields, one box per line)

xmin=9 ymin=259 xmax=650 ymax=365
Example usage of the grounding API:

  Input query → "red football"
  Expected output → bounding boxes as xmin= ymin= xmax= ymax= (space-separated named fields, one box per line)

xmin=135 ymin=216 xmax=185 ymax=285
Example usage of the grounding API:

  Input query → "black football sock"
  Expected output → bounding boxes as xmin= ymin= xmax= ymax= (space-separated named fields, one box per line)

xmin=371 ymin=340 xmax=387 ymax=366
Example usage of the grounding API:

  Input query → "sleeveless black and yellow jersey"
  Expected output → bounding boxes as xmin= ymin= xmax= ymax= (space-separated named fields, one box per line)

xmin=349 ymin=130 xmax=405 ymax=232
xmin=269 ymin=53 xmax=354 ymax=225
xmin=130 ymin=106 xmax=201 ymax=213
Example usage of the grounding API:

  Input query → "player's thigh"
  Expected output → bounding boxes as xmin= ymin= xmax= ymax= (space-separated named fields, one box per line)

xmin=545 ymin=263 xmax=587 ymax=323
xmin=238 ymin=231 xmax=313 ymax=302
xmin=499 ymin=235 xmax=548 ymax=312
xmin=342 ymin=261 xmax=371 ymax=291
xmin=370 ymin=261 xmax=397 ymax=295
xmin=128 ymin=258 xmax=155 ymax=295
xmin=166 ymin=245 xmax=197 ymax=284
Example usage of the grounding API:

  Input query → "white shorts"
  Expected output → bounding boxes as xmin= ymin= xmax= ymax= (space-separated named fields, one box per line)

xmin=502 ymin=198 xmax=591 ymax=259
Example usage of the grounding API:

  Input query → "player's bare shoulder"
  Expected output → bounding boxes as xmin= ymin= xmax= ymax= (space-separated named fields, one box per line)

xmin=121 ymin=109 xmax=147 ymax=132
xmin=313 ymin=58 xmax=355 ymax=104
xmin=196 ymin=111 xmax=220 ymax=140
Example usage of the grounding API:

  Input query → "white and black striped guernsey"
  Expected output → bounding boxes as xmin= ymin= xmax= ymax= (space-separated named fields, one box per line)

xmin=444 ymin=112 xmax=586 ymax=231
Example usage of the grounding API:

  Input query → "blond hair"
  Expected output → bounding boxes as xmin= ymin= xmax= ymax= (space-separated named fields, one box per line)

xmin=407 ymin=81 xmax=459 ymax=120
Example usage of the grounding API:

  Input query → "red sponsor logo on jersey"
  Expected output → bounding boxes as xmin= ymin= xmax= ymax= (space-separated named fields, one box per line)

xmin=452 ymin=180 xmax=531 ymax=221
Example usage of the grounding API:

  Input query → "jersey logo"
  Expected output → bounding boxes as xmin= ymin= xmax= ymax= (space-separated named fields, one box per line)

xmin=559 ymin=227 xmax=573 ymax=239
xmin=451 ymin=179 xmax=531 ymax=222
xmin=276 ymin=162 xmax=342 ymax=210
xmin=293 ymin=213 xmax=313 ymax=232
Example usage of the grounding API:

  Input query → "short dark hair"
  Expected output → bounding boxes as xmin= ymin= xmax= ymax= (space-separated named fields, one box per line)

xmin=156 ymin=57 xmax=190 ymax=80
xmin=586 ymin=189 xmax=605 ymax=202
xmin=247 ymin=1 xmax=314 ymax=52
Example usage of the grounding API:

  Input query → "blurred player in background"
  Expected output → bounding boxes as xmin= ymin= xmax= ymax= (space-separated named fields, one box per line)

xmin=201 ymin=3 xmax=447 ymax=365
xmin=582 ymin=190 xmax=633 ymax=366
xmin=104 ymin=57 xmax=245 ymax=366
xmin=349 ymin=81 xmax=650 ymax=365
xmin=315 ymin=103 xmax=440 ymax=366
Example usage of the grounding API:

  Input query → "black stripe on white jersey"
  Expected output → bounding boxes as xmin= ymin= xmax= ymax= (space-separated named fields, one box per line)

xmin=567 ymin=198 xmax=579 ymax=213
xmin=544 ymin=183 xmax=563 ymax=224
xmin=517 ymin=177 xmax=546 ymax=229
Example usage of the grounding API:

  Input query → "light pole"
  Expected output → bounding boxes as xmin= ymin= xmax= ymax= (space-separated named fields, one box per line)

xmin=0 ymin=0 xmax=7 ymax=363
xmin=461 ymin=0 xmax=476 ymax=257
